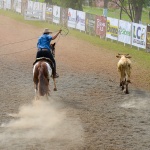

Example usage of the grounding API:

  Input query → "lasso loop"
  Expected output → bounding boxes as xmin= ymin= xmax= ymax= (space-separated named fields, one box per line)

xmin=60 ymin=26 xmax=69 ymax=36
xmin=53 ymin=25 xmax=69 ymax=43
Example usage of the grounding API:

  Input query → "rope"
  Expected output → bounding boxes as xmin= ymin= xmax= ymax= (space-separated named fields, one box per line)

xmin=0 ymin=37 xmax=37 ymax=48
xmin=0 ymin=27 xmax=69 ymax=48
xmin=0 ymin=47 xmax=36 ymax=56
xmin=53 ymin=26 xmax=69 ymax=43
xmin=0 ymin=26 xmax=69 ymax=55
xmin=60 ymin=26 xmax=69 ymax=36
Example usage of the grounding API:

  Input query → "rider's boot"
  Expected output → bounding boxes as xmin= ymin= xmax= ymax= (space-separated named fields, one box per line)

xmin=52 ymin=67 xmax=59 ymax=78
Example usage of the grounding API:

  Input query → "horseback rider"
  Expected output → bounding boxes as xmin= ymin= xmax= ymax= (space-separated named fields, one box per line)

xmin=36 ymin=28 xmax=62 ymax=78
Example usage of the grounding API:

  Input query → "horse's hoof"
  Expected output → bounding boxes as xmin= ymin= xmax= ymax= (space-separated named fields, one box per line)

xmin=127 ymin=80 xmax=131 ymax=83
xmin=123 ymin=90 xmax=129 ymax=94
xmin=54 ymin=88 xmax=57 ymax=91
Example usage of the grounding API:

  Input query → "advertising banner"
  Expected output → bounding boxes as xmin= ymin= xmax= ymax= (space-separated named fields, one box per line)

xmin=27 ymin=0 xmax=33 ymax=11
xmin=106 ymin=17 xmax=119 ymax=41
xmin=118 ymin=20 xmax=131 ymax=45
xmin=85 ymin=13 xmax=95 ymax=35
xmin=3 ymin=0 xmax=6 ymax=9
xmin=4 ymin=0 xmax=11 ymax=9
xmin=12 ymin=0 xmax=21 ymax=12
xmin=95 ymin=16 xmax=106 ymax=38
xmin=33 ymin=2 xmax=39 ymax=12
xmin=76 ymin=10 xmax=85 ymax=31
xmin=52 ymin=5 xmax=60 ymax=24
xmin=60 ymin=8 xmax=68 ymax=26
xmin=68 ymin=8 xmax=76 ymax=28
xmin=132 ymin=23 xmax=147 ymax=49
xmin=15 ymin=0 xmax=21 ymax=13
xmin=45 ymin=4 xmax=53 ymax=22
xmin=0 ymin=0 xmax=3 ymax=9
xmin=25 ymin=1 xmax=45 ymax=20
xmin=39 ymin=2 xmax=46 ymax=20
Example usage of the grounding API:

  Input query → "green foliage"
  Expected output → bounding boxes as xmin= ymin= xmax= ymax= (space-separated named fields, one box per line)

xmin=52 ymin=0 xmax=83 ymax=10
xmin=83 ymin=6 xmax=149 ymax=24
xmin=110 ymin=0 xmax=150 ymax=22
xmin=32 ymin=0 xmax=45 ymax=2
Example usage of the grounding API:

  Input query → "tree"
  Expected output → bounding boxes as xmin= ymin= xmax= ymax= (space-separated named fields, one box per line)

xmin=111 ymin=0 xmax=149 ymax=23
xmin=51 ymin=0 xmax=83 ymax=11
xmin=103 ymin=0 xmax=109 ymax=17
xmin=45 ymin=0 xmax=52 ymax=4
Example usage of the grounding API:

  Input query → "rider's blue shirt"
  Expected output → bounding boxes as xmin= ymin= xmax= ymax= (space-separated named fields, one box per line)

xmin=37 ymin=34 xmax=52 ymax=51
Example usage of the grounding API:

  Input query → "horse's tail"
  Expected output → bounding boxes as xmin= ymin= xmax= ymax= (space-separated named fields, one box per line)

xmin=38 ymin=64 xmax=49 ymax=96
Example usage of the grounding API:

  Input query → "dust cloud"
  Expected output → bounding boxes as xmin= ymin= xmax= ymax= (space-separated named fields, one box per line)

xmin=120 ymin=92 xmax=150 ymax=110
xmin=0 ymin=98 xmax=84 ymax=149
xmin=120 ymin=98 xmax=149 ymax=109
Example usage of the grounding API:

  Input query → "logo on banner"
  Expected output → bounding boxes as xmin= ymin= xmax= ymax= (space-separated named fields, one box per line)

xmin=56 ymin=9 xmax=58 ymax=16
xmin=76 ymin=15 xmax=85 ymax=25
xmin=133 ymin=25 xmax=145 ymax=46
xmin=97 ymin=19 xmax=105 ymax=31
xmin=76 ymin=15 xmax=80 ymax=23
xmin=68 ymin=11 xmax=75 ymax=22
xmin=133 ymin=26 xmax=145 ymax=40
xmin=107 ymin=20 xmax=118 ymax=37
xmin=46 ymin=7 xmax=52 ymax=15
xmin=119 ymin=27 xmax=131 ymax=36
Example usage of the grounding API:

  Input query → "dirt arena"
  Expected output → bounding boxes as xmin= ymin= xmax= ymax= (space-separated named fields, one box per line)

xmin=0 ymin=15 xmax=150 ymax=150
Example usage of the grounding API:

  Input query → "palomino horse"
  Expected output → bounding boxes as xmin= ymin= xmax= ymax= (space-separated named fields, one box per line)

xmin=33 ymin=43 xmax=57 ymax=99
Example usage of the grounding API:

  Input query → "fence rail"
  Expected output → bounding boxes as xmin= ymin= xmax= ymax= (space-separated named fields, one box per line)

xmin=0 ymin=0 xmax=149 ymax=50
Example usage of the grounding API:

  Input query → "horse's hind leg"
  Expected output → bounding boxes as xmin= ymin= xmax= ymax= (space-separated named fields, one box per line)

xmin=34 ymin=84 xmax=39 ymax=100
xmin=53 ymin=78 xmax=57 ymax=91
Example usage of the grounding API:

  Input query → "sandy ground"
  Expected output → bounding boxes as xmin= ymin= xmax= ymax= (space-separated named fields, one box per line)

xmin=0 ymin=15 xmax=150 ymax=150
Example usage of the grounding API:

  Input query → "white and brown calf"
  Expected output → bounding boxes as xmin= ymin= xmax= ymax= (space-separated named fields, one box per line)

xmin=116 ymin=54 xmax=131 ymax=94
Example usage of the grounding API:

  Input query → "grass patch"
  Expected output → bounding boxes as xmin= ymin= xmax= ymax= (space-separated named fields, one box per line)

xmin=0 ymin=9 xmax=150 ymax=69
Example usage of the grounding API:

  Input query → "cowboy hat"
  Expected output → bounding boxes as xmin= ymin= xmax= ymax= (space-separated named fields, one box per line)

xmin=43 ymin=28 xmax=52 ymax=34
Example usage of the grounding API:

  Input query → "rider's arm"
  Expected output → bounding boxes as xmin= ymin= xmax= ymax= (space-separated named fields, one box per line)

xmin=52 ymin=29 xmax=62 ymax=40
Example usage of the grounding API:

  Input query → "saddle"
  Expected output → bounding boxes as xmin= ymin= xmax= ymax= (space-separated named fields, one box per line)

xmin=33 ymin=57 xmax=54 ymax=69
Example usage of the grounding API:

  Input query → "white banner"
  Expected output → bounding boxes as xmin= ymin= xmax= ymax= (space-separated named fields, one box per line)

xmin=118 ymin=20 xmax=131 ymax=45
xmin=39 ymin=2 xmax=46 ymax=20
xmin=132 ymin=23 xmax=147 ymax=49
xmin=6 ymin=0 xmax=11 ymax=9
xmin=15 ymin=0 xmax=21 ymax=13
xmin=106 ymin=17 xmax=119 ymax=41
xmin=3 ymin=0 xmax=6 ymax=9
xmin=25 ymin=1 xmax=46 ymax=20
xmin=4 ymin=0 xmax=11 ymax=9
xmin=53 ymin=5 xmax=60 ymax=24
xmin=76 ymin=10 xmax=85 ymax=31
xmin=68 ymin=8 xmax=76 ymax=28
xmin=27 ymin=0 xmax=33 ymax=11
xmin=0 ymin=0 xmax=3 ymax=8
xmin=32 ymin=2 xmax=39 ymax=13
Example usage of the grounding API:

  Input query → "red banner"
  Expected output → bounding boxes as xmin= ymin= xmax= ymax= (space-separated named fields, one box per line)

xmin=95 ymin=16 xmax=107 ymax=38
